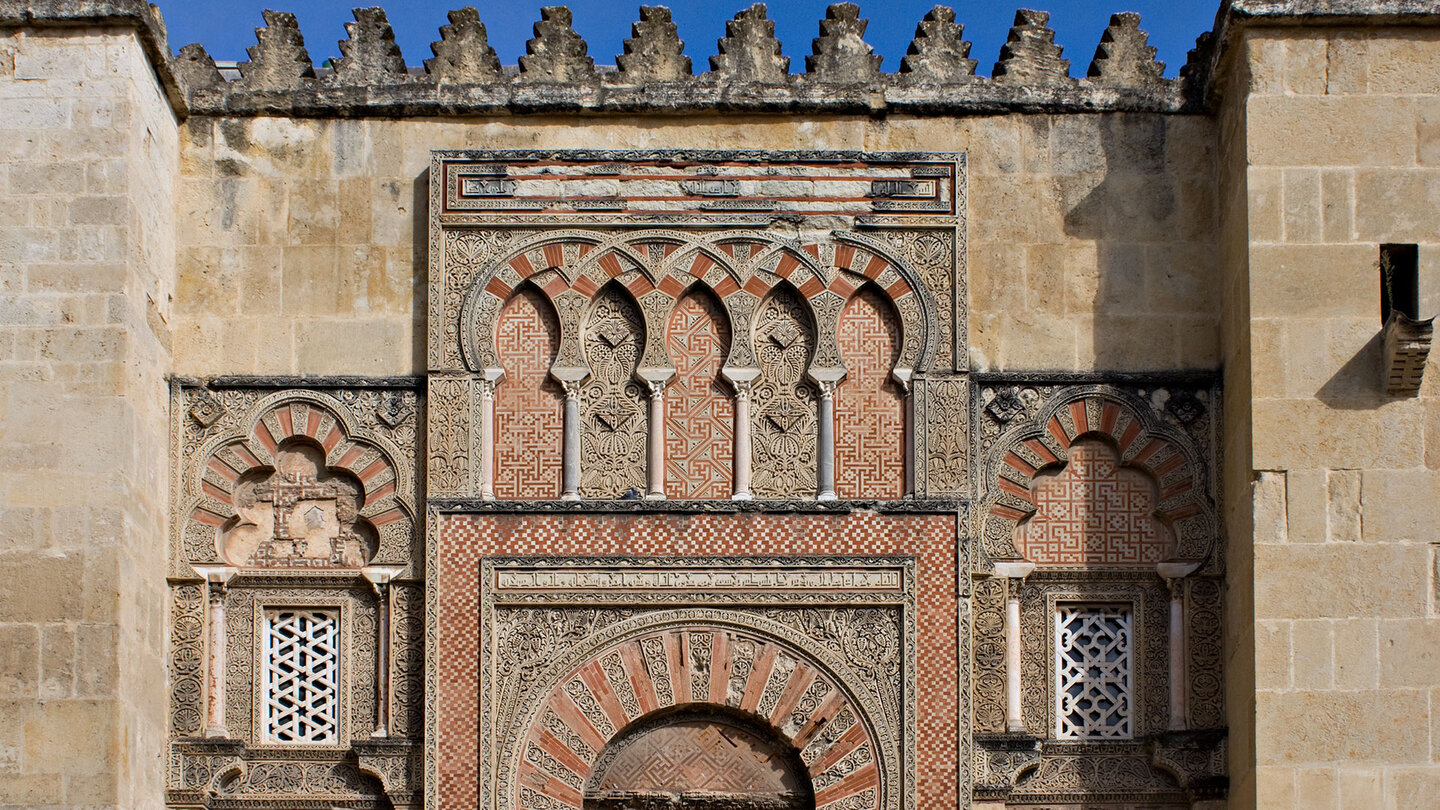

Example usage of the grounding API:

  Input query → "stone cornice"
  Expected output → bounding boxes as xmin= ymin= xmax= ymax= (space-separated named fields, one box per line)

xmin=9 ymin=1 xmax=1440 ymax=121
xmin=0 ymin=0 xmax=187 ymax=116
xmin=1198 ymin=0 xmax=1440 ymax=107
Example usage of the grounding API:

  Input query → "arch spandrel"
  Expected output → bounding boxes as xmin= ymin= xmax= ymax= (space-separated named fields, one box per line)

xmin=179 ymin=390 xmax=417 ymax=573
xmin=976 ymin=387 xmax=1217 ymax=572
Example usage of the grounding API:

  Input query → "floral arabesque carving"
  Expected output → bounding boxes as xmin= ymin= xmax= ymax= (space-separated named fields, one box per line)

xmin=176 ymin=388 xmax=417 ymax=575
xmin=579 ymin=285 xmax=648 ymax=498
xmin=977 ymin=388 xmax=1216 ymax=569
xmin=169 ymin=584 xmax=206 ymax=736
xmin=1016 ymin=578 xmax=1169 ymax=741
xmin=751 ymin=286 xmax=820 ymax=498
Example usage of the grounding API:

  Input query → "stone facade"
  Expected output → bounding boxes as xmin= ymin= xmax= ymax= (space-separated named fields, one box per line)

xmin=1 ymin=1 xmax=1439 ymax=809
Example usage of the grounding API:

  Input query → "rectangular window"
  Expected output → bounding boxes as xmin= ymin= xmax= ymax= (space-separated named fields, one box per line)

xmin=1380 ymin=243 xmax=1420 ymax=323
xmin=1055 ymin=604 xmax=1132 ymax=739
xmin=261 ymin=608 xmax=339 ymax=744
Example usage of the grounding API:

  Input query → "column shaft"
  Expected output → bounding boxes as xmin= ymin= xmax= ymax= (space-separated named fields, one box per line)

xmin=562 ymin=383 xmax=581 ymax=500
xmin=733 ymin=387 xmax=752 ymax=500
xmin=479 ymin=380 xmax=496 ymax=500
xmin=204 ymin=585 xmax=229 ymax=738
xmin=647 ymin=386 xmax=665 ymax=499
xmin=1004 ymin=583 xmax=1026 ymax=733
xmin=817 ymin=383 xmax=837 ymax=500
xmin=1168 ymin=581 xmax=1187 ymax=731
xmin=373 ymin=583 xmax=392 ymax=737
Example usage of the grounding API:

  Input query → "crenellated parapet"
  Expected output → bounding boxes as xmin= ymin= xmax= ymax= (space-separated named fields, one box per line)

xmin=14 ymin=0 xmax=1440 ymax=120
xmin=173 ymin=3 xmax=1200 ymax=117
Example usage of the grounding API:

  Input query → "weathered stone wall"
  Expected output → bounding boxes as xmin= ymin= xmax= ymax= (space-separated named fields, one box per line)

xmin=1225 ymin=23 xmax=1440 ymax=808
xmin=170 ymin=112 xmax=1220 ymax=376
xmin=1215 ymin=32 xmax=1259 ymax=810
xmin=0 ymin=22 xmax=177 ymax=810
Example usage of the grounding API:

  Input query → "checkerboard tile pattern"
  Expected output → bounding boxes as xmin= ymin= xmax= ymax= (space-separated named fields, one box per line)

xmin=435 ymin=510 xmax=959 ymax=810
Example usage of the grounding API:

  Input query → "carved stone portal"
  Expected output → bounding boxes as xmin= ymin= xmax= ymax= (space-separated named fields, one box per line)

xmin=476 ymin=557 xmax=917 ymax=810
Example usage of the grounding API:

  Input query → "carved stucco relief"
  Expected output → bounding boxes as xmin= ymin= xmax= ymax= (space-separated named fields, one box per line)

xmin=494 ymin=285 xmax=564 ymax=499
xmin=168 ymin=383 xmax=424 ymax=809
xmin=664 ymin=289 xmax=734 ymax=499
xmin=443 ymin=222 xmax=958 ymax=500
xmin=580 ymin=286 xmax=648 ymax=498
xmin=835 ymin=285 xmax=905 ymax=499
xmin=750 ymin=287 xmax=820 ymax=498
xmin=172 ymin=385 xmax=419 ymax=576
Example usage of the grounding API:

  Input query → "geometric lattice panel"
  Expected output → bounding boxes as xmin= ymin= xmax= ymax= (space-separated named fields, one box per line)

xmin=494 ymin=285 xmax=564 ymax=499
xmin=1017 ymin=440 xmax=1172 ymax=565
xmin=836 ymin=284 xmax=904 ymax=499
xmin=594 ymin=716 xmax=807 ymax=796
xmin=664 ymin=289 xmax=733 ymax=499
xmin=261 ymin=608 xmax=339 ymax=744
xmin=1055 ymin=605 xmax=1132 ymax=740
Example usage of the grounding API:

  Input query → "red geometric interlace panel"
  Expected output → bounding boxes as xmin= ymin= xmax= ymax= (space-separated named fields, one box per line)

xmin=591 ymin=717 xmax=807 ymax=798
xmin=835 ymin=285 xmax=904 ymax=499
xmin=665 ymin=290 xmax=733 ymax=499
xmin=1015 ymin=439 xmax=1173 ymax=565
xmin=494 ymin=286 xmax=563 ymax=499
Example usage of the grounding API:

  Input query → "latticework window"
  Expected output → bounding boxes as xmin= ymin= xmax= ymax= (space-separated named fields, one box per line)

xmin=1055 ymin=605 xmax=1132 ymax=739
xmin=261 ymin=608 xmax=339 ymax=744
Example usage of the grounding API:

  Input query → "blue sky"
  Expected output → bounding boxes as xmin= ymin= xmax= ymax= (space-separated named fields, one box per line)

xmin=157 ymin=1 xmax=1219 ymax=78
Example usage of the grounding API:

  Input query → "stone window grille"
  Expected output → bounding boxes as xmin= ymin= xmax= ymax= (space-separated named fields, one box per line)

xmin=261 ymin=608 xmax=340 ymax=744
xmin=1055 ymin=604 xmax=1133 ymax=739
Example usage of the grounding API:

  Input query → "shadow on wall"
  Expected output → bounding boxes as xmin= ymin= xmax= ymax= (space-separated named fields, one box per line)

xmin=1316 ymin=330 xmax=1390 ymax=410
xmin=1062 ymin=113 xmax=1216 ymax=372
xmin=412 ymin=169 xmax=430 ymax=373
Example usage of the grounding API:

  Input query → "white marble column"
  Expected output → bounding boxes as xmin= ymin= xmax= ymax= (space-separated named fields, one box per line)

xmin=993 ymin=562 xmax=1035 ymax=734
xmin=478 ymin=369 xmax=503 ymax=501
xmin=728 ymin=375 xmax=756 ymax=501
xmin=901 ymin=383 xmax=915 ymax=496
xmin=816 ymin=380 xmax=837 ymax=501
xmin=364 ymin=566 xmax=402 ymax=738
xmin=1158 ymin=562 xmax=1199 ymax=732
xmin=645 ymin=381 xmax=667 ymax=500
xmin=1167 ymin=578 xmax=1187 ymax=731
xmin=1004 ymin=585 xmax=1025 ymax=732
xmin=194 ymin=566 xmax=236 ymax=739
xmin=561 ymin=380 xmax=582 ymax=501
